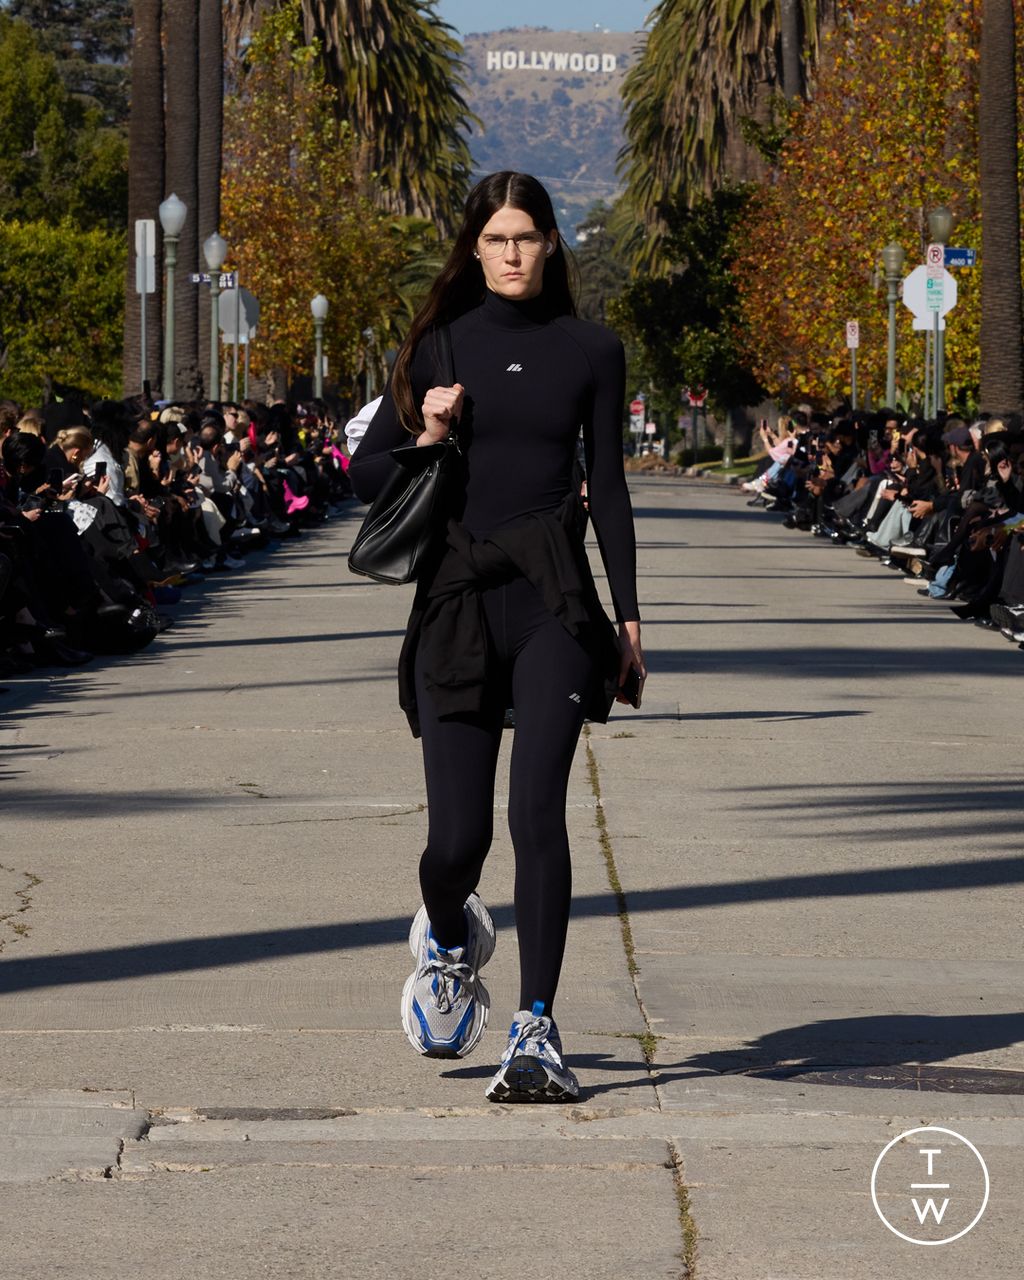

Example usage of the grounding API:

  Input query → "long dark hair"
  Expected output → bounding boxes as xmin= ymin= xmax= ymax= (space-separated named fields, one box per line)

xmin=391 ymin=172 xmax=578 ymax=433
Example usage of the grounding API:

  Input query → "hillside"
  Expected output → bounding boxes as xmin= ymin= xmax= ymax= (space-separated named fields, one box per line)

xmin=460 ymin=26 xmax=644 ymax=241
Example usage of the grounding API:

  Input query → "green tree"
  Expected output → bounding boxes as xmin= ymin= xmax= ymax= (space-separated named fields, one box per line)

xmin=223 ymin=0 xmax=476 ymax=233
xmin=5 ymin=0 xmax=131 ymax=124
xmin=573 ymin=202 xmax=629 ymax=324
xmin=0 ymin=12 xmax=127 ymax=230
xmin=0 ymin=219 xmax=124 ymax=404
xmin=978 ymin=0 xmax=1024 ymax=412
xmin=608 ymin=188 xmax=762 ymax=421
xmin=619 ymin=0 xmax=831 ymax=271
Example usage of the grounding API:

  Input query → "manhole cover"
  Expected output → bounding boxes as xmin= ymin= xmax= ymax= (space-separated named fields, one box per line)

xmin=743 ymin=1063 xmax=1024 ymax=1094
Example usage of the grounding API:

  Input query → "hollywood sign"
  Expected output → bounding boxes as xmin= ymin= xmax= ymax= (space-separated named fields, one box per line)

xmin=486 ymin=49 xmax=619 ymax=74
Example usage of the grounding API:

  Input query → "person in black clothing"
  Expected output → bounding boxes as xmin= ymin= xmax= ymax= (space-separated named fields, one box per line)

xmin=350 ymin=171 xmax=644 ymax=1102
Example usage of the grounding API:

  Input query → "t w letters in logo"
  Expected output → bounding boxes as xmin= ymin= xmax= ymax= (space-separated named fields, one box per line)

xmin=870 ymin=1126 xmax=989 ymax=1246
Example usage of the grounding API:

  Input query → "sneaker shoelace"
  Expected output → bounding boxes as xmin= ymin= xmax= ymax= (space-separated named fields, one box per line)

xmin=425 ymin=955 xmax=476 ymax=1015
xmin=507 ymin=1015 xmax=558 ymax=1063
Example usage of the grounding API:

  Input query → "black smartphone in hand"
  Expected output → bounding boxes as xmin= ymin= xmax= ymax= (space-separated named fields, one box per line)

xmin=621 ymin=665 xmax=643 ymax=709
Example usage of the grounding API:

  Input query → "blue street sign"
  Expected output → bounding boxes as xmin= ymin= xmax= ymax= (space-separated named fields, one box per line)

xmin=944 ymin=248 xmax=976 ymax=268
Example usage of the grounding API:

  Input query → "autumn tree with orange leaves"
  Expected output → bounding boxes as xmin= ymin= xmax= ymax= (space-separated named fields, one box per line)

xmin=732 ymin=0 xmax=1024 ymax=410
xmin=221 ymin=1 xmax=404 ymax=392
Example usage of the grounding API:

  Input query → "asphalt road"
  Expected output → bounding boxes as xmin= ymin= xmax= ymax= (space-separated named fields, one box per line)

xmin=0 ymin=477 xmax=1020 ymax=1278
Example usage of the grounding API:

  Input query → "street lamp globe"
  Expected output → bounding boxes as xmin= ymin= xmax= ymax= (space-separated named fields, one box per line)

xmin=203 ymin=231 xmax=228 ymax=271
xmin=881 ymin=242 xmax=905 ymax=277
xmin=311 ymin=293 xmax=329 ymax=321
xmin=927 ymin=206 xmax=954 ymax=245
xmin=159 ymin=193 xmax=187 ymax=237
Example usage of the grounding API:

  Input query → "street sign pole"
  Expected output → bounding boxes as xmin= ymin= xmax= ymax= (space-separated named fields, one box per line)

xmin=845 ymin=321 xmax=860 ymax=410
xmin=924 ymin=327 xmax=932 ymax=419
xmin=926 ymin=243 xmax=945 ymax=413
xmin=232 ymin=273 xmax=241 ymax=402
xmin=140 ymin=218 xmax=147 ymax=391
xmin=933 ymin=309 xmax=940 ymax=414
xmin=244 ymin=332 xmax=250 ymax=399
xmin=135 ymin=218 xmax=157 ymax=391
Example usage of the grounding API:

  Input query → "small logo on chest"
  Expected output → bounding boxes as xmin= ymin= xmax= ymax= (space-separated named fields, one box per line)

xmin=506 ymin=363 xmax=524 ymax=373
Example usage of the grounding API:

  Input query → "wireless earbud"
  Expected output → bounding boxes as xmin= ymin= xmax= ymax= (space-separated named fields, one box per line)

xmin=545 ymin=243 xmax=555 ymax=256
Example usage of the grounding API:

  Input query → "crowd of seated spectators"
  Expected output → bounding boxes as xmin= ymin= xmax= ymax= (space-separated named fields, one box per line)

xmin=744 ymin=408 xmax=1024 ymax=645
xmin=0 ymin=396 xmax=353 ymax=677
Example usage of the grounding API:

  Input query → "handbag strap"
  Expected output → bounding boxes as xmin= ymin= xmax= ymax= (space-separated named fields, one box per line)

xmin=432 ymin=322 xmax=459 ymax=438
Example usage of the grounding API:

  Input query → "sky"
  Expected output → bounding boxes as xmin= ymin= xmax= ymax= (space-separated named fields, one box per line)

xmin=434 ymin=1 xmax=652 ymax=36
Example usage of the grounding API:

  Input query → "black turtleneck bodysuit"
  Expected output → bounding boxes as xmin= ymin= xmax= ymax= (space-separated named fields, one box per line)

xmin=349 ymin=290 xmax=639 ymax=622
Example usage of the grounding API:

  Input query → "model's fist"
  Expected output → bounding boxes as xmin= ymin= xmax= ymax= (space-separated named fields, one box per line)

xmin=419 ymin=383 xmax=464 ymax=445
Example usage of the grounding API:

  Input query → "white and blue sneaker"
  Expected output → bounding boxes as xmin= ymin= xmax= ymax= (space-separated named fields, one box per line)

xmin=485 ymin=1002 xmax=580 ymax=1102
xmin=401 ymin=893 xmax=495 ymax=1058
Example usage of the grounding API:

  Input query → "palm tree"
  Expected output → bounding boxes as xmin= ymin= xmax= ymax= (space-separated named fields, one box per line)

xmin=978 ymin=0 xmax=1023 ymax=413
xmin=620 ymin=0 xmax=832 ymax=270
xmin=124 ymin=0 xmax=164 ymax=394
xmin=164 ymin=0 xmax=200 ymax=396
xmin=197 ymin=0 xmax=223 ymax=395
xmin=223 ymin=0 xmax=475 ymax=233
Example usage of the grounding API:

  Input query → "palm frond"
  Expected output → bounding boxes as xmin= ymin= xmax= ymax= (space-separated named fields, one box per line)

xmin=620 ymin=0 xmax=830 ymax=271
xmin=224 ymin=0 xmax=475 ymax=232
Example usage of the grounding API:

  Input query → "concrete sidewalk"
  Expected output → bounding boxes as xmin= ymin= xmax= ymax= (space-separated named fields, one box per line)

xmin=1 ymin=480 xmax=1020 ymax=1277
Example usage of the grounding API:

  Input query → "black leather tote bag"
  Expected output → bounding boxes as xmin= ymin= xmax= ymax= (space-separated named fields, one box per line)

xmin=347 ymin=326 xmax=459 ymax=585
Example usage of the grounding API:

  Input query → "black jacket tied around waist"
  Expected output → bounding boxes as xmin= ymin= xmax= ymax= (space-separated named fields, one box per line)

xmin=397 ymin=492 xmax=622 ymax=738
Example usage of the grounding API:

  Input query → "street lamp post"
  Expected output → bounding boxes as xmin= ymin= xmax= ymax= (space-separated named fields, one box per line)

xmin=311 ymin=294 xmax=329 ymax=399
xmin=928 ymin=205 xmax=954 ymax=413
xmin=158 ymin=194 xmax=187 ymax=402
xmin=881 ymin=241 xmax=905 ymax=410
xmin=203 ymin=231 xmax=228 ymax=400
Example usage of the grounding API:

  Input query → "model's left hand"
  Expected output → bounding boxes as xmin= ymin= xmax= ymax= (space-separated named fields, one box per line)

xmin=616 ymin=620 xmax=646 ymax=705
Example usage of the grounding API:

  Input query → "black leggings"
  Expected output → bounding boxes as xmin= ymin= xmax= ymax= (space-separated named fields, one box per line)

xmin=415 ymin=574 xmax=596 ymax=1016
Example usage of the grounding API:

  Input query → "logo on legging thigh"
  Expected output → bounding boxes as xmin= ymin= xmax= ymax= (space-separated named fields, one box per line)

xmin=568 ymin=692 xmax=581 ymax=703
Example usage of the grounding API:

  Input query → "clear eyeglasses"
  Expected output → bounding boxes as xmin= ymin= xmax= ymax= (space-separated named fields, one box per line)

xmin=478 ymin=232 xmax=548 ymax=259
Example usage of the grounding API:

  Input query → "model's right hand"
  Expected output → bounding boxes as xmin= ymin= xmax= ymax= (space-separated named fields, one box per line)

xmin=419 ymin=383 xmax=464 ymax=445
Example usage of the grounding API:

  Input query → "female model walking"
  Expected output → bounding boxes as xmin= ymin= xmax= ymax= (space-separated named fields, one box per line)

xmin=349 ymin=172 xmax=644 ymax=1102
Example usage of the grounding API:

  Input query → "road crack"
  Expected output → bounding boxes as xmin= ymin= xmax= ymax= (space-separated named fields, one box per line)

xmin=583 ymin=725 xmax=698 ymax=1277
xmin=0 ymin=864 xmax=41 ymax=954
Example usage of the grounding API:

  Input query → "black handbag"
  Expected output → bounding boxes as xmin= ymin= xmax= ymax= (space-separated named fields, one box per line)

xmin=347 ymin=325 xmax=459 ymax=585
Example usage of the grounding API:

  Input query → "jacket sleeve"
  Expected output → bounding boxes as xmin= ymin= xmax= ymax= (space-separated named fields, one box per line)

xmin=578 ymin=327 xmax=639 ymax=623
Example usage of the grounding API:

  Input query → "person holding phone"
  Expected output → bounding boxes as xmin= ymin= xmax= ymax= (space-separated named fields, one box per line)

xmin=350 ymin=172 xmax=644 ymax=1103
xmin=82 ymin=402 xmax=130 ymax=507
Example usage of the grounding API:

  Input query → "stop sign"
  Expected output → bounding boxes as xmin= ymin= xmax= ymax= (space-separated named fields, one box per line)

xmin=629 ymin=399 xmax=644 ymax=415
